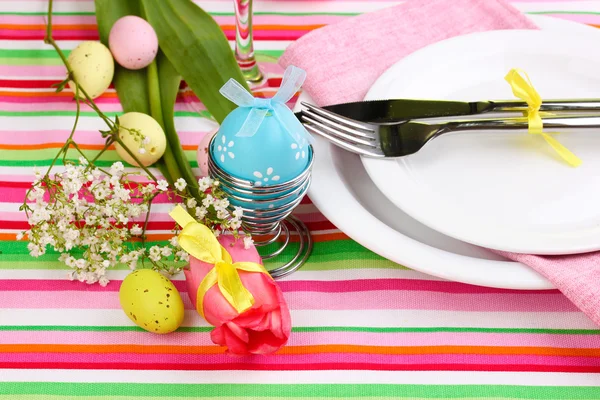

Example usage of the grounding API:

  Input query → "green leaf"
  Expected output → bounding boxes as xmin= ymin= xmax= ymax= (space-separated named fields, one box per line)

xmin=157 ymin=51 xmax=200 ymax=198
xmin=94 ymin=0 xmax=150 ymax=115
xmin=141 ymin=0 xmax=249 ymax=123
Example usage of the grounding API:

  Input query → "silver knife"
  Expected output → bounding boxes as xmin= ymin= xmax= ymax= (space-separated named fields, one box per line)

xmin=295 ymin=98 xmax=600 ymax=122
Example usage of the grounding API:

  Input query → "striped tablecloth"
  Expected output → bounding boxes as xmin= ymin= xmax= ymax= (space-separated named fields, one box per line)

xmin=2 ymin=0 xmax=600 ymax=398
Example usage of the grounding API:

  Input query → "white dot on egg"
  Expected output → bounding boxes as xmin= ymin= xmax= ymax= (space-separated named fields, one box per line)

xmin=217 ymin=145 xmax=222 ymax=151
xmin=253 ymin=171 xmax=263 ymax=178
xmin=228 ymin=152 xmax=235 ymax=159
xmin=267 ymin=167 xmax=273 ymax=175
xmin=220 ymin=154 xmax=225 ymax=163
xmin=272 ymin=176 xmax=280 ymax=181
xmin=295 ymin=153 xmax=300 ymax=160
xmin=263 ymin=178 xmax=268 ymax=182
xmin=223 ymin=147 xmax=227 ymax=152
xmin=228 ymin=141 xmax=234 ymax=147
xmin=291 ymin=143 xmax=298 ymax=149
xmin=302 ymin=151 xmax=306 ymax=158
xmin=222 ymin=136 xmax=226 ymax=144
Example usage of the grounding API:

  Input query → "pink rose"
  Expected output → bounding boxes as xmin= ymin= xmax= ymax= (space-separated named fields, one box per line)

xmin=184 ymin=235 xmax=291 ymax=355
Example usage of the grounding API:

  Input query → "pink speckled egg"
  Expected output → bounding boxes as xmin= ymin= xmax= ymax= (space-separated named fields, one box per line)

xmin=109 ymin=16 xmax=158 ymax=70
xmin=196 ymin=129 xmax=218 ymax=177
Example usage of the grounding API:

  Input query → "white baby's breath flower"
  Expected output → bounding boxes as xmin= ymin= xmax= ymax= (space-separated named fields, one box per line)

xmin=186 ymin=198 xmax=197 ymax=208
xmin=174 ymin=178 xmax=187 ymax=192
xmin=169 ymin=236 xmax=178 ymax=247
xmin=161 ymin=246 xmax=173 ymax=257
xmin=157 ymin=180 xmax=169 ymax=192
xmin=130 ymin=224 xmax=143 ymax=236
xmin=197 ymin=177 xmax=213 ymax=192
xmin=195 ymin=206 xmax=207 ymax=220
xmin=138 ymin=148 xmax=146 ymax=155
xmin=243 ymin=236 xmax=254 ymax=249
xmin=109 ymin=162 xmax=124 ymax=176
xmin=202 ymin=194 xmax=214 ymax=208
xmin=176 ymin=250 xmax=189 ymax=263
xmin=142 ymin=183 xmax=155 ymax=195
xmin=15 ymin=232 xmax=24 ymax=241
xmin=229 ymin=219 xmax=242 ymax=230
xmin=149 ymin=245 xmax=162 ymax=262
xmin=232 ymin=207 xmax=243 ymax=219
xmin=216 ymin=209 xmax=229 ymax=219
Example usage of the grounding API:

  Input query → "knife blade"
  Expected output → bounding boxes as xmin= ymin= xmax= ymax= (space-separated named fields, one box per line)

xmin=294 ymin=98 xmax=600 ymax=123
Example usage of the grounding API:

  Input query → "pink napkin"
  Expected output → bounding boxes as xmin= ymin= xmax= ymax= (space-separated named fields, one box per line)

xmin=279 ymin=0 xmax=536 ymax=106
xmin=280 ymin=0 xmax=600 ymax=326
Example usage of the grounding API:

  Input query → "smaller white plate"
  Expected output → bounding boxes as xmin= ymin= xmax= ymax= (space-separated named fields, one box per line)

xmin=362 ymin=29 xmax=600 ymax=255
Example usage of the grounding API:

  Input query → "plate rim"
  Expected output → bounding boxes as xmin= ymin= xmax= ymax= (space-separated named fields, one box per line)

xmin=362 ymin=28 xmax=600 ymax=255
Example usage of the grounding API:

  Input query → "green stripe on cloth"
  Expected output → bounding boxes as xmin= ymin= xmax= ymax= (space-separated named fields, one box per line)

xmin=0 ymin=240 xmax=391 ymax=267
xmin=1 ymin=383 xmax=600 ymax=398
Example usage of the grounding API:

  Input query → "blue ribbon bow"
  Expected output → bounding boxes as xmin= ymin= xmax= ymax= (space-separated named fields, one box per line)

xmin=219 ymin=65 xmax=312 ymax=145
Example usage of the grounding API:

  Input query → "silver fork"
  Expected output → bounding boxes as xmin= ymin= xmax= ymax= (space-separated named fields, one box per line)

xmin=301 ymin=102 xmax=600 ymax=158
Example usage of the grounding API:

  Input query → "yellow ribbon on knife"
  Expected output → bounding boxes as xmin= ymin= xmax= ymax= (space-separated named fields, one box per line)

xmin=504 ymin=68 xmax=582 ymax=167
xmin=169 ymin=205 xmax=270 ymax=319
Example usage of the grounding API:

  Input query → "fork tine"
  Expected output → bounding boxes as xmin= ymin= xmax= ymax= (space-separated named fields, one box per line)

xmin=301 ymin=102 xmax=376 ymax=134
xmin=302 ymin=109 xmax=377 ymax=140
xmin=303 ymin=124 xmax=384 ymax=158
xmin=302 ymin=114 xmax=378 ymax=147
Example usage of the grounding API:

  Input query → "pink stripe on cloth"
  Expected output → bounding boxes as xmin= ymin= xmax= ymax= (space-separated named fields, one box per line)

xmin=4 ymin=330 xmax=600 ymax=349
xmin=0 ymin=278 xmax=560 ymax=294
xmin=0 ymin=290 xmax=578 ymax=312
xmin=279 ymin=0 xmax=537 ymax=106
xmin=4 ymin=351 xmax=600 ymax=367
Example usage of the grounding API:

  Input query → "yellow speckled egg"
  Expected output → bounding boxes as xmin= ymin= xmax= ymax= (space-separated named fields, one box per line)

xmin=67 ymin=41 xmax=114 ymax=99
xmin=119 ymin=269 xmax=184 ymax=334
xmin=115 ymin=112 xmax=167 ymax=167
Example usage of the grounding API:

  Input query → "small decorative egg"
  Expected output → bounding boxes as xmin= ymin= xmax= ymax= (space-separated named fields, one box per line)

xmin=67 ymin=41 xmax=114 ymax=99
xmin=119 ymin=269 xmax=185 ymax=334
xmin=196 ymin=129 xmax=218 ymax=177
xmin=109 ymin=16 xmax=158 ymax=70
xmin=211 ymin=107 xmax=310 ymax=185
xmin=115 ymin=112 xmax=166 ymax=167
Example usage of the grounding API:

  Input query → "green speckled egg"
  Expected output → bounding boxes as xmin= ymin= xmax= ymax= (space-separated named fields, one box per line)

xmin=119 ymin=269 xmax=184 ymax=334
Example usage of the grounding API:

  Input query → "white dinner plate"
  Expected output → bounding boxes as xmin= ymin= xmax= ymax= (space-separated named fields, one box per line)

xmin=302 ymin=15 xmax=600 ymax=289
xmin=362 ymin=28 xmax=600 ymax=255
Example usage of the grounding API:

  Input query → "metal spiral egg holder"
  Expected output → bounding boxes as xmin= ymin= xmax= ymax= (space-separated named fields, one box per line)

xmin=208 ymin=137 xmax=314 ymax=278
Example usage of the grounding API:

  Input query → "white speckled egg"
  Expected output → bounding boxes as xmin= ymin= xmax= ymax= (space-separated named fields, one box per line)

xmin=67 ymin=41 xmax=114 ymax=99
xmin=109 ymin=16 xmax=158 ymax=70
xmin=115 ymin=112 xmax=167 ymax=167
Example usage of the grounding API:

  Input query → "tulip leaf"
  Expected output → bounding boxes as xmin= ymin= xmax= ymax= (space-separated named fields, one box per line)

xmin=94 ymin=0 xmax=150 ymax=115
xmin=141 ymin=0 xmax=249 ymax=123
xmin=157 ymin=51 xmax=201 ymax=197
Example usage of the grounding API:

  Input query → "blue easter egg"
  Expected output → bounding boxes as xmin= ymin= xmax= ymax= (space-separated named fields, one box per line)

xmin=211 ymin=106 xmax=310 ymax=185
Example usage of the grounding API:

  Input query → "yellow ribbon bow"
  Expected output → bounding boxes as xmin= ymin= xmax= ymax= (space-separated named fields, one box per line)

xmin=504 ymin=68 xmax=582 ymax=167
xmin=169 ymin=205 xmax=270 ymax=319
